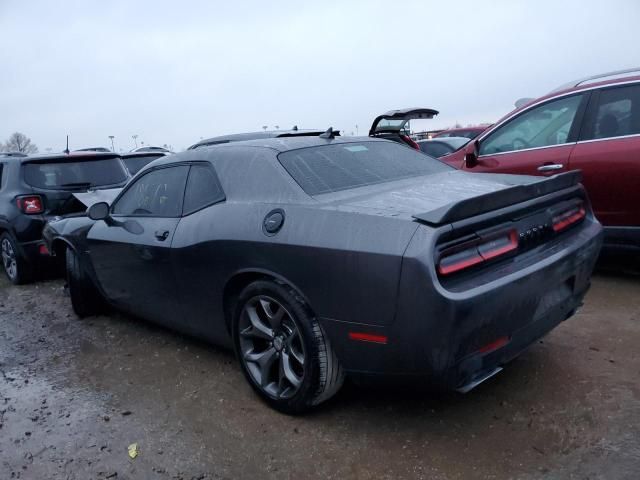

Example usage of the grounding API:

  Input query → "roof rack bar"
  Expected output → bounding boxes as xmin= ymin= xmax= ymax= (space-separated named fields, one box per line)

xmin=550 ymin=67 xmax=640 ymax=93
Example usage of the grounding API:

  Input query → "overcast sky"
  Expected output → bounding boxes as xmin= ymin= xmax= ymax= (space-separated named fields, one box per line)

xmin=1 ymin=0 xmax=639 ymax=152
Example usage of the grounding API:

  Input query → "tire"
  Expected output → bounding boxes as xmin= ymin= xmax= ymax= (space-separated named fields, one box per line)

xmin=66 ymin=247 xmax=105 ymax=318
xmin=1 ymin=232 xmax=32 ymax=285
xmin=232 ymin=280 xmax=344 ymax=414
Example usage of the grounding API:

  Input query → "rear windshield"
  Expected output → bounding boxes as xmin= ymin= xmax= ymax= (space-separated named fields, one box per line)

xmin=23 ymin=158 xmax=128 ymax=189
xmin=278 ymin=141 xmax=451 ymax=195
xmin=122 ymin=154 xmax=164 ymax=175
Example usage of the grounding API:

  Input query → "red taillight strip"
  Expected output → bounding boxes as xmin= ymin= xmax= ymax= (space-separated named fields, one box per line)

xmin=552 ymin=207 xmax=586 ymax=232
xmin=438 ymin=229 xmax=518 ymax=276
xmin=348 ymin=332 xmax=388 ymax=344
xmin=479 ymin=230 xmax=519 ymax=261
xmin=438 ymin=253 xmax=484 ymax=275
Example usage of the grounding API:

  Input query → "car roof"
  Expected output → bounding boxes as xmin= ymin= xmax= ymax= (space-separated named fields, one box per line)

xmin=188 ymin=129 xmax=327 ymax=150
xmin=145 ymin=136 xmax=393 ymax=169
xmin=483 ymin=71 xmax=640 ymax=141
xmin=513 ymin=72 xmax=640 ymax=113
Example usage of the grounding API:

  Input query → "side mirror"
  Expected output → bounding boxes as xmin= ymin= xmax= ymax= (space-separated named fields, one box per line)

xmin=87 ymin=202 xmax=110 ymax=221
xmin=464 ymin=140 xmax=480 ymax=168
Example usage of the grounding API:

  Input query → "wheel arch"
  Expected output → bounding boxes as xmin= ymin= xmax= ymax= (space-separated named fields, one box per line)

xmin=50 ymin=236 xmax=76 ymax=257
xmin=222 ymin=268 xmax=314 ymax=333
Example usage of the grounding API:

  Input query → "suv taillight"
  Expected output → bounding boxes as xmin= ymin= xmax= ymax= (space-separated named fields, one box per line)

xmin=552 ymin=204 xmax=586 ymax=232
xmin=16 ymin=195 xmax=44 ymax=214
xmin=438 ymin=229 xmax=518 ymax=276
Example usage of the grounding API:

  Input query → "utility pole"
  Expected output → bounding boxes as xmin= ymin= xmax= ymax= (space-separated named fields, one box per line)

xmin=108 ymin=136 xmax=115 ymax=151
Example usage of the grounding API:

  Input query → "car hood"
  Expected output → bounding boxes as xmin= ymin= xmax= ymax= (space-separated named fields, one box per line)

xmin=316 ymin=170 xmax=561 ymax=222
xmin=72 ymin=188 xmax=122 ymax=208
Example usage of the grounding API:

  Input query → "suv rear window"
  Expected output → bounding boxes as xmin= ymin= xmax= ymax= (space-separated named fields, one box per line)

xmin=23 ymin=157 xmax=128 ymax=189
xmin=278 ymin=141 xmax=450 ymax=195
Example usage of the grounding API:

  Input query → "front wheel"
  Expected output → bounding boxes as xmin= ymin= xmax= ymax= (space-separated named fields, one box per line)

xmin=66 ymin=247 xmax=106 ymax=318
xmin=232 ymin=280 xmax=344 ymax=414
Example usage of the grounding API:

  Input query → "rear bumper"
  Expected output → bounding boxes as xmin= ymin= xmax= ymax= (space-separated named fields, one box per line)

xmin=320 ymin=220 xmax=603 ymax=389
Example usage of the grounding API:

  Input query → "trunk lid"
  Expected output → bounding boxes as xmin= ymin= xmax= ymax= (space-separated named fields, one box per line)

xmin=317 ymin=170 xmax=576 ymax=223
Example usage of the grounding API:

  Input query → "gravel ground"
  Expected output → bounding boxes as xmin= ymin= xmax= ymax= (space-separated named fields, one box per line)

xmin=0 ymin=257 xmax=639 ymax=479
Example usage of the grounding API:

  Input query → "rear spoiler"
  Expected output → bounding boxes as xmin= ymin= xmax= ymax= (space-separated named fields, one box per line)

xmin=413 ymin=171 xmax=583 ymax=226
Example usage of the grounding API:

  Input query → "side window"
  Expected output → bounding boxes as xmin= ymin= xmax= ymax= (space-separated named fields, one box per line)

xmin=582 ymin=84 xmax=640 ymax=140
xmin=480 ymin=95 xmax=584 ymax=155
xmin=112 ymin=165 xmax=189 ymax=217
xmin=0 ymin=164 xmax=4 ymax=189
xmin=182 ymin=164 xmax=225 ymax=215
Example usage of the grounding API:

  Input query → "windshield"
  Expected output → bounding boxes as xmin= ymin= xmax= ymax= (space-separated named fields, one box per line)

xmin=122 ymin=154 xmax=164 ymax=175
xmin=23 ymin=158 xmax=129 ymax=189
xmin=278 ymin=141 xmax=451 ymax=195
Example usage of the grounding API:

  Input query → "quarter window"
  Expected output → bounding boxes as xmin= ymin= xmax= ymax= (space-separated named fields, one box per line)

xmin=480 ymin=95 xmax=583 ymax=155
xmin=112 ymin=166 xmax=189 ymax=217
xmin=182 ymin=164 xmax=225 ymax=214
xmin=582 ymin=84 xmax=640 ymax=140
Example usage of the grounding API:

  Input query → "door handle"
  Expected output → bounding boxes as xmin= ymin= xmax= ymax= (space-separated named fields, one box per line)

xmin=154 ymin=230 xmax=170 ymax=241
xmin=537 ymin=164 xmax=564 ymax=172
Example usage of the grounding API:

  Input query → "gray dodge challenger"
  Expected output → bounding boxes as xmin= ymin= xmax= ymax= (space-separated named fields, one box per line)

xmin=43 ymin=135 xmax=603 ymax=413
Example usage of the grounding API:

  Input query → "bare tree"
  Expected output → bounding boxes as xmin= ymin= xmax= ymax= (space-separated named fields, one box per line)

xmin=2 ymin=132 xmax=38 ymax=153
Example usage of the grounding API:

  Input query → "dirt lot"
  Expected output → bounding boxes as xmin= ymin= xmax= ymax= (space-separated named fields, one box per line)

xmin=1 ymin=258 xmax=639 ymax=480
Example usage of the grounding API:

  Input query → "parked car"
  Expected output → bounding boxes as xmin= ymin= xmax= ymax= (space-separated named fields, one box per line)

xmin=130 ymin=146 xmax=174 ymax=154
xmin=440 ymin=68 xmax=640 ymax=252
xmin=74 ymin=147 xmax=112 ymax=153
xmin=433 ymin=126 xmax=488 ymax=140
xmin=0 ymin=152 xmax=28 ymax=158
xmin=418 ymin=137 xmax=470 ymax=158
xmin=369 ymin=108 xmax=438 ymax=150
xmin=121 ymin=151 xmax=171 ymax=175
xmin=44 ymin=136 xmax=602 ymax=413
xmin=188 ymin=126 xmax=330 ymax=150
xmin=0 ymin=151 xmax=130 ymax=283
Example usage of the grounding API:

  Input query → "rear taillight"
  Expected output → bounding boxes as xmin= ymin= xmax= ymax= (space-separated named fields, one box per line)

xmin=16 ymin=195 xmax=44 ymax=214
xmin=552 ymin=204 xmax=586 ymax=232
xmin=438 ymin=229 xmax=518 ymax=276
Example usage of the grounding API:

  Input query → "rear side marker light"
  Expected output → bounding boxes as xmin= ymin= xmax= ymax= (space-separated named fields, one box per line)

xmin=348 ymin=332 xmax=388 ymax=344
xmin=438 ymin=229 xmax=518 ymax=276
xmin=477 ymin=336 xmax=510 ymax=354
xmin=16 ymin=195 xmax=44 ymax=214
xmin=552 ymin=206 xmax=586 ymax=232
xmin=39 ymin=244 xmax=50 ymax=255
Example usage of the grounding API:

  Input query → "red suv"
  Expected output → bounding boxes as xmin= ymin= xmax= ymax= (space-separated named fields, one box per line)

xmin=441 ymin=68 xmax=640 ymax=252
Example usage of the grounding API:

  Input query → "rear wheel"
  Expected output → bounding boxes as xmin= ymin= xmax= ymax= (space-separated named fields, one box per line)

xmin=1 ymin=232 xmax=32 ymax=285
xmin=66 ymin=247 xmax=105 ymax=318
xmin=232 ymin=280 xmax=344 ymax=414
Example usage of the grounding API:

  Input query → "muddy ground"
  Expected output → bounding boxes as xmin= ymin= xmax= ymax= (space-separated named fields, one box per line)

xmin=0 ymin=256 xmax=639 ymax=479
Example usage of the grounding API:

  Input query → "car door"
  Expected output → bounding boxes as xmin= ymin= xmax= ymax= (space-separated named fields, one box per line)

xmin=169 ymin=163 xmax=229 ymax=343
xmin=86 ymin=164 xmax=189 ymax=324
xmin=464 ymin=93 xmax=589 ymax=176
xmin=569 ymin=82 xmax=640 ymax=227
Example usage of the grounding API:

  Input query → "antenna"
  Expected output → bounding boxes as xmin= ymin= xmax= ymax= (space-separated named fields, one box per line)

xmin=319 ymin=127 xmax=338 ymax=139
xmin=64 ymin=135 xmax=70 ymax=154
